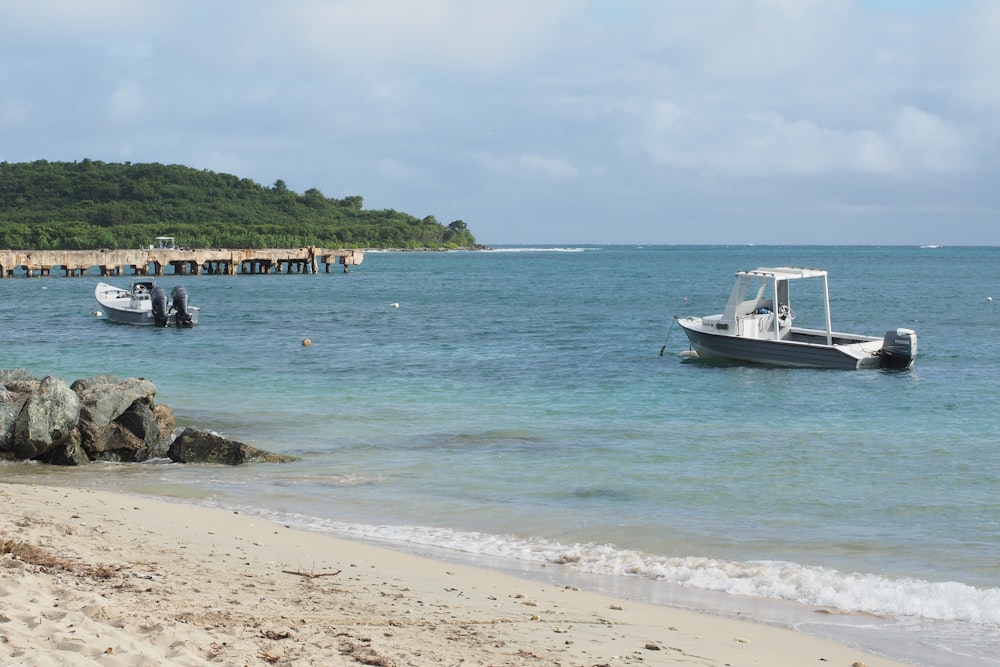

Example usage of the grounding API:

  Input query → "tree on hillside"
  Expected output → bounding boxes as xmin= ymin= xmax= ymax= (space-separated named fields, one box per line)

xmin=0 ymin=161 xmax=477 ymax=250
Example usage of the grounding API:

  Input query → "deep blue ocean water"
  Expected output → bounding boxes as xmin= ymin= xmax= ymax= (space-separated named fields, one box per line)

xmin=2 ymin=245 xmax=998 ymax=666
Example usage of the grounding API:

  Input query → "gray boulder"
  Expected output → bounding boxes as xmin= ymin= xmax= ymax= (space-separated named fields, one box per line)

xmin=13 ymin=376 xmax=82 ymax=460
xmin=79 ymin=419 xmax=150 ymax=462
xmin=69 ymin=374 xmax=122 ymax=392
xmin=0 ymin=369 xmax=35 ymax=381
xmin=73 ymin=376 xmax=157 ymax=427
xmin=115 ymin=401 xmax=160 ymax=446
xmin=168 ymin=428 xmax=298 ymax=465
xmin=71 ymin=376 xmax=174 ymax=462
xmin=1 ymin=370 xmax=38 ymax=419
xmin=152 ymin=404 xmax=175 ymax=448
xmin=78 ymin=402 xmax=175 ymax=462
xmin=39 ymin=429 xmax=89 ymax=466
xmin=3 ymin=370 xmax=40 ymax=458
xmin=0 ymin=368 xmax=37 ymax=389
xmin=3 ymin=379 xmax=40 ymax=394
xmin=0 ymin=402 xmax=16 ymax=454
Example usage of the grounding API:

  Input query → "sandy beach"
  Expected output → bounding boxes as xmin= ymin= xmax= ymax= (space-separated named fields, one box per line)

xmin=0 ymin=481 xmax=916 ymax=667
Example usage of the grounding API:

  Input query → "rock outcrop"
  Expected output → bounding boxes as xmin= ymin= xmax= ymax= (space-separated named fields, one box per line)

xmin=73 ymin=375 xmax=158 ymax=427
xmin=12 ymin=375 xmax=81 ymax=461
xmin=1 ymin=369 xmax=293 ymax=466
xmin=168 ymin=428 xmax=298 ymax=465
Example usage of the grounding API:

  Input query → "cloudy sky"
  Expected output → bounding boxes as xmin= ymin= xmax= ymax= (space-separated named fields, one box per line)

xmin=1 ymin=1 xmax=997 ymax=245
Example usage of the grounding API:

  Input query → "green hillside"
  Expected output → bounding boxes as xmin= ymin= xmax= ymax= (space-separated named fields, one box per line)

xmin=0 ymin=160 xmax=477 ymax=250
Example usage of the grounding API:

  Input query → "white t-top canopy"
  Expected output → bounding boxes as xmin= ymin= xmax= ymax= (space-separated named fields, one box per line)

xmin=737 ymin=267 xmax=827 ymax=280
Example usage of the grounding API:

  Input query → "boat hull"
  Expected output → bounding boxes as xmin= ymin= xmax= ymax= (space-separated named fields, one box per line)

xmin=676 ymin=318 xmax=881 ymax=370
xmin=100 ymin=306 xmax=199 ymax=327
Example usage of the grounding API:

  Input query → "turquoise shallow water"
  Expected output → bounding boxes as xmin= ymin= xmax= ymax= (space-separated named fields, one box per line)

xmin=2 ymin=245 xmax=998 ymax=665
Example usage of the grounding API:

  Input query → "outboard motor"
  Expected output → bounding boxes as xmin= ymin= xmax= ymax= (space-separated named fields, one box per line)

xmin=171 ymin=286 xmax=194 ymax=327
xmin=879 ymin=328 xmax=917 ymax=369
xmin=150 ymin=286 xmax=170 ymax=327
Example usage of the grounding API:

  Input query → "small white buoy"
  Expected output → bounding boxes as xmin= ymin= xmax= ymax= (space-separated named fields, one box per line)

xmin=93 ymin=309 xmax=103 ymax=317
xmin=389 ymin=302 xmax=399 ymax=308
xmin=987 ymin=296 xmax=993 ymax=302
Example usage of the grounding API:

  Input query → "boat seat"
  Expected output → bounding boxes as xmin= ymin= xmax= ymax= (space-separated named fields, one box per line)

xmin=737 ymin=298 xmax=773 ymax=317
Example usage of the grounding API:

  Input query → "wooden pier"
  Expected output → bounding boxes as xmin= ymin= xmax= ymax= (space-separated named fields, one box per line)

xmin=0 ymin=247 xmax=364 ymax=278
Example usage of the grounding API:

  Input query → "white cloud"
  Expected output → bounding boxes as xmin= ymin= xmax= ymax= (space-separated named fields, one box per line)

xmin=640 ymin=0 xmax=854 ymax=82
xmin=954 ymin=1 xmax=1000 ymax=113
xmin=0 ymin=0 xmax=175 ymax=37
xmin=518 ymin=154 xmax=578 ymax=180
xmin=106 ymin=82 xmax=148 ymax=125
xmin=375 ymin=157 xmax=422 ymax=183
xmin=265 ymin=0 xmax=579 ymax=74
xmin=0 ymin=99 xmax=31 ymax=127
xmin=886 ymin=106 xmax=973 ymax=173
xmin=474 ymin=152 xmax=577 ymax=181
xmin=639 ymin=101 xmax=974 ymax=178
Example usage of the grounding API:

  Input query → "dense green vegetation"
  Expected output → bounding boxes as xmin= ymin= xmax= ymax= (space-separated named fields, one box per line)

xmin=0 ymin=160 xmax=477 ymax=250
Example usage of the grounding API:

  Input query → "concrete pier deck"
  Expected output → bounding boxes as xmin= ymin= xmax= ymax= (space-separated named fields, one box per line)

xmin=0 ymin=247 xmax=364 ymax=278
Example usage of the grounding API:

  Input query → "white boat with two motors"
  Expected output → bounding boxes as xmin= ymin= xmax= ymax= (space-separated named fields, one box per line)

xmin=94 ymin=280 xmax=199 ymax=327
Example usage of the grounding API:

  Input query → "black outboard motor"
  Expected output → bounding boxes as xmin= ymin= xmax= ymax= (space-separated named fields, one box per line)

xmin=879 ymin=328 xmax=917 ymax=369
xmin=171 ymin=286 xmax=194 ymax=327
xmin=151 ymin=286 xmax=170 ymax=327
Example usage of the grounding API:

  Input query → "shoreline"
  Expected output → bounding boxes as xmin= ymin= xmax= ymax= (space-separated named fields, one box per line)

xmin=0 ymin=480 xmax=916 ymax=667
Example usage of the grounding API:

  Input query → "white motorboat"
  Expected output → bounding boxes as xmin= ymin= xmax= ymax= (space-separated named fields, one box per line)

xmin=674 ymin=267 xmax=916 ymax=369
xmin=94 ymin=280 xmax=199 ymax=327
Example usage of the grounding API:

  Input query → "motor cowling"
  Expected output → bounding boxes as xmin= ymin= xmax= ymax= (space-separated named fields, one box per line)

xmin=880 ymin=328 xmax=917 ymax=369
xmin=171 ymin=286 xmax=194 ymax=327
xmin=151 ymin=286 xmax=169 ymax=327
